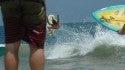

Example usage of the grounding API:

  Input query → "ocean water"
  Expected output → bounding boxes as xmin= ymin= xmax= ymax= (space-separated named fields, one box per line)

xmin=1 ymin=22 xmax=125 ymax=70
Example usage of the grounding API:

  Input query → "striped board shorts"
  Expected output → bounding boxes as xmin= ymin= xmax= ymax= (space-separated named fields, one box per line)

xmin=1 ymin=1 xmax=46 ymax=48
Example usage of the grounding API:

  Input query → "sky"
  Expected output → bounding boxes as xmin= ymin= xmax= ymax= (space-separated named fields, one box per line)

xmin=46 ymin=0 xmax=125 ymax=23
xmin=0 ymin=0 xmax=125 ymax=25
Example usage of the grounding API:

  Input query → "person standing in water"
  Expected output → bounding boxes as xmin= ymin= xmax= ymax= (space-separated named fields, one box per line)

xmin=1 ymin=0 xmax=46 ymax=70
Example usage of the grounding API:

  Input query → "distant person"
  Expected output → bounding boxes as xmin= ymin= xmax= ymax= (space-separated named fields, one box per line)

xmin=47 ymin=15 xmax=60 ymax=35
xmin=1 ymin=0 xmax=46 ymax=70
xmin=117 ymin=24 xmax=125 ymax=35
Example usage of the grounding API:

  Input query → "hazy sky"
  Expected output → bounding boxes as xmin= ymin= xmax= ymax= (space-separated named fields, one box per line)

xmin=46 ymin=0 xmax=125 ymax=23
xmin=0 ymin=0 xmax=125 ymax=25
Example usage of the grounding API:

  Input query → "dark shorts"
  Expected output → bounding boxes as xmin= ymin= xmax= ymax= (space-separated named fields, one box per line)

xmin=1 ymin=1 xmax=46 ymax=48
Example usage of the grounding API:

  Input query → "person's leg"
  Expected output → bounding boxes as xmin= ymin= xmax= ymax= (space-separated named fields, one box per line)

xmin=3 ymin=17 xmax=22 ymax=70
xmin=22 ymin=1 xmax=46 ymax=70
xmin=29 ymin=45 xmax=44 ymax=70
xmin=4 ymin=41 xmax=21 ymax=70
xmin=25 ymin=23 xmax=46 ymax=70
xmin=1 ymin=2 xmax=22 ymax=69
xmin=23 ymin=23 xmax=46 ymax=70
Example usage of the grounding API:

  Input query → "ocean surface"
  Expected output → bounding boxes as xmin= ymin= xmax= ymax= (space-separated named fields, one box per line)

xmin=0 ymin=22 xmax=125 ymax=70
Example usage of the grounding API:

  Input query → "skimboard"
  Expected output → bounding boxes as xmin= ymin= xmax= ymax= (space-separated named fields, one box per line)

xmin=92 ymin=5 xmax=125 ymax=31
xmin=47 ymin=14 xmax=59 ymax=36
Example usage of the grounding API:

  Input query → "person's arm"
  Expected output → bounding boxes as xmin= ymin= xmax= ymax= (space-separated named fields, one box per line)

xmin=52 ymin=15 xmax=60 ymax=29
xmin=118 ymin=24 xmax=125 ymax=35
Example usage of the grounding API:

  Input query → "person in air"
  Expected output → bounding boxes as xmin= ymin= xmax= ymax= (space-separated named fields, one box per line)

xmin=47 ymin=15 xmax=60 ymax=35
xmin=1 ymin=0 xmax=46 ymax=70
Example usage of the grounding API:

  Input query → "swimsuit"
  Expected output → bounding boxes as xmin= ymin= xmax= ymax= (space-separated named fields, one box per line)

xmin=1 ymin=0 xmax=46 ymax=48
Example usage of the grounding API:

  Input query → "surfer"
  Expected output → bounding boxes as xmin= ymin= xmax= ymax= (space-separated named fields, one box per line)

xmin=1 ymin=0 xmax=46 ymax=70
xmin=47 ymin=15 xmax=60 ymax=35
xmin=117 ymin=24 xmax=125 ymax=35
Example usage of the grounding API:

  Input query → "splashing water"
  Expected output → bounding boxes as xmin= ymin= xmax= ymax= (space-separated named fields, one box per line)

xmin=45 ymin=22 xmax=125 ymax=59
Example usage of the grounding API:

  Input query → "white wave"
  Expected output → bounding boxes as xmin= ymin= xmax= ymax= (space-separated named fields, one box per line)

xmin=46 ymin=42 xmax=79 ymax=59
xmin=0 ymin=44 xmax=5 ymax=47
xmin=45 ymin=31 xmax=95 ymax=59
xmin=94 ymin=25 xmax=125 ymax=47
xmin=45 ymin=24 xmax=125 ymax=59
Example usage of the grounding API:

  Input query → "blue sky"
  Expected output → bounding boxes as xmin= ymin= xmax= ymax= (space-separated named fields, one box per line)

xmin=0 ymin=0 xmax=125 ymax=25
xmin=46 ymin=0 xmax=125 ymax=23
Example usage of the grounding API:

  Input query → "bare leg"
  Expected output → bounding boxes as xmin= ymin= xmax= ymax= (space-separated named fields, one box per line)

xmin=4 ymin=41 xmax=21 ymax=70
xmin=29 ymin=45 xmax=45 ymax=70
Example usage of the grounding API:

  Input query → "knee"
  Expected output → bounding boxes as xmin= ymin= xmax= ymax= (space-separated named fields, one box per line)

xmin=30 ymin=46 xmax=44 ymax=55
xmin=5 ymin=43 xmax=20 ymax=55
xmin=5 ymin=47 xmax=18 ymax=56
